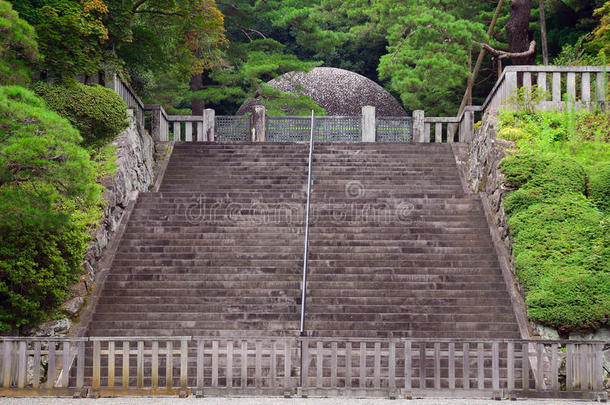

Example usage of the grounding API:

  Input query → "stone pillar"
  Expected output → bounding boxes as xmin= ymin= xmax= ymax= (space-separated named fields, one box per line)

xmin=459 ymin=109 xmax=475 ymax=143
xmin=361 ymin=106 xmax=376 ymax=142
xmin=203 ymin=109 xmax=215 ymax=142
xmin=412 ymin=110 xmax=425 ymax=143
xmin=504 ymin=71 xmax=518 ymax=110
xmin=151 ymin=107 xmax=162 ymax=141
xmin=253 ymin=106 xmax=266 ymax=142
xmin=104 ymin=70 xmax=120 ymax=93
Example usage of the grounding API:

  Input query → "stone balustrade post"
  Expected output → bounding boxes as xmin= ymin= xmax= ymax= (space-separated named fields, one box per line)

xmin=203 ymin=109 xmax=215 ymax=142
xmin=412 ymin=110 xmax=425 ymax=143
xmin=361 ymin=106 xmax=376 ymax=142
xmin=253 ymin=106 xmax=266 ymax=142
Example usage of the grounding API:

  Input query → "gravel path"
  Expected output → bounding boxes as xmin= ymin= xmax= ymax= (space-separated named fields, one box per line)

xmin=0 ymin=398 xmax=601 ymax=405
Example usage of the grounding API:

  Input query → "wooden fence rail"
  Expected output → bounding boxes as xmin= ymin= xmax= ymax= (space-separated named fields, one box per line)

xmin=0 ymin=337 xmax=606 ymax=399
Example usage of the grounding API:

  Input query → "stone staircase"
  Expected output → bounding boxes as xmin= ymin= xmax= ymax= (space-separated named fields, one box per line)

xmin=306 ymin=143 xmax=520 ymax=338
xmin=87 ymin=142 xmax=520 ymax=339
xmin=89 ymin=143 xmax=308 ymax=337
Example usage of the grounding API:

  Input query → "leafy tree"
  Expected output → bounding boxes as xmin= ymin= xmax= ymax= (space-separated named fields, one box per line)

xmin=11 ymin=0 xmax=109 ymax=79
xmin=0 ymin=0 xmax=39 ymax=85
xmin=194 ymin=39 xmax=322 ymax=114
xmin=377 ymin=1 xmax=488 ymax=115
xmin=107 ymin=0 xmax=227 ymax=106
xmin=0 ymin=86 xmax=102 ymax=330
xmin=590 ymin=1 xmax=610 ymax=56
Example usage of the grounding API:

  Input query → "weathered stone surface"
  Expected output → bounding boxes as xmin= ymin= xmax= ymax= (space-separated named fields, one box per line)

xmin=61 ymin=296 xmax=85 ymax=317
xmin=466 ymin=109 xmax=515 ymax=260
xmin=26 ymin=318 xmax=72 ymax=337
xmin=531 ymin=322 xmax=560 ymax=340
xmin=81 ymin=110 xmax=154 ymax=285
xmin=237 ymin=67 xmax=408 ymax=117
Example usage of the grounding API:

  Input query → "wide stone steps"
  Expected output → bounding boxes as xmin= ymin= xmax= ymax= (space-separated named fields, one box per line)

xmin=86 ymin=142 xmax=520 ymax=341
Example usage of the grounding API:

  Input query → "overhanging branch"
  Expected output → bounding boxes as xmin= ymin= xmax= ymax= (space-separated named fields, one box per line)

xmin=480 ymin=40 xmax=536 ymax=59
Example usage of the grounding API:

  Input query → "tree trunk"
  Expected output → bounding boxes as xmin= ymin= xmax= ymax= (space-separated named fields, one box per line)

xmin=539 ymin=0 xmax=549 ymax=64
xmin=190 ymin=74 xmax=205 ymax=114
xmin=506 ymin=0 xmax=534 ymax=65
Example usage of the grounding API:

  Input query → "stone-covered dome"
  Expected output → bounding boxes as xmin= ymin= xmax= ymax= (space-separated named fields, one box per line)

xmin=237 ymin=67 xmax=407 ymax=116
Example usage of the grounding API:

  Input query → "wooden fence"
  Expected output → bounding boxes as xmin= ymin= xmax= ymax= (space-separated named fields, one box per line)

xmin=0 ymin=337 xmax=606 ymax=399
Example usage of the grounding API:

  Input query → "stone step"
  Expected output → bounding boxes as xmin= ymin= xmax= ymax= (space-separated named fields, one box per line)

xmin=116 ymin=246 xmax=494 ymax=255
xmin=107 ymin=268 xmax=504 ymax=277
xmin=117 ymin=239 xmax=491 ymax=247
xmin=109 ymin=259 xmax=499 ymax=268
xmin=105 ymin=273 xmax=503 ymax=283
xmin=101 ymin=288 xmax=506 ymax=298
xmin=86 ymin=142 xmax=520 ymax=341
xmin=91 ymin=312 xmax=516 ymax=324
xmin=96 ymin=295 xmax=511 ymax=307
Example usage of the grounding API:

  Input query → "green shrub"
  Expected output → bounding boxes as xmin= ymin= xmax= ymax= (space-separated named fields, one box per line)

xmin=499 ymin=103 xmax=610 ymax=331
xmin=33 ymin=81 xmax=128 ymax=147
xmin=500 ymin=154 xmax=548 ymax=188
xmin=0 ymin=0 xmax=39 ymax=85
xmin=497 ymin=127 xmax=526 ymax=143
xmin=0 ymin=85 xmax=102 ymax=330
xmin=508 ymin=195 xmax=609 ymax=330
xmin=589 ymin=162 xmax=610 ymax=213
xmin=501 ymin=154 xmax=586 ymax=215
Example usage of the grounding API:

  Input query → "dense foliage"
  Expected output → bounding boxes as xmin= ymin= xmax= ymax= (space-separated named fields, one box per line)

xmin=498 ymin=107 xmax=610 ymax=331
xmin=7 ymin=0 xmax=610 ymax=114
xmin=0 ymin=0 xmax=38 ymax=85
xmin=33 ymin=81 xmax=128 ymax=147
xmin=0 ymin=86 xmax=104 ymax=330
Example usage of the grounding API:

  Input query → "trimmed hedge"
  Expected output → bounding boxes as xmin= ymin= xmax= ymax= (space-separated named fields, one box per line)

xmin=500 ymin=154 xmax=586 ymax=215
xmin=589 ymin=162 xmax=610 ymax=213
xmin=509 ymin=196 xmax=609 ymax=330
xmin=33 ymin=81 xmax=128 ymax=147
xmin=500 ymin=152 xmax=609 ymax=331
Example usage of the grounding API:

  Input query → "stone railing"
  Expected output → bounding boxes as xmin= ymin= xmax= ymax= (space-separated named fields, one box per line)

xmin=103 ymin=65 xmax=607 ymax=145
xmin=481 ymin=65 xmax=609 ymax=114
xmin=144 ymin=105 xmax=476 ymax=144
xmin=104 ymin=72 xmax=146 ymax=128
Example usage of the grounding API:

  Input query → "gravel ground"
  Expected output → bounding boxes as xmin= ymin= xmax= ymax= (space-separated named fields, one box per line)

xmin=0 ymin=398 xmax=602 ymax=405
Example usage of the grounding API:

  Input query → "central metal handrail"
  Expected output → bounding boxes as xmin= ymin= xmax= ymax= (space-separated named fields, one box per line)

xmin=299 ymin=111 xmax=315 ymax=336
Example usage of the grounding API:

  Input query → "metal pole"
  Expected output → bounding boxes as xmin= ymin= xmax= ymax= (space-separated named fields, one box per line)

xmin=299 ymin=111 xmax=315 ymax=336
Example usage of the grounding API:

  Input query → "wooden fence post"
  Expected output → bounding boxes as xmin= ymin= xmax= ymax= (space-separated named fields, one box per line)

xmin=253 ymin=106 xmax=266 ymax=142
xmin=412 ymin=110 xmax=425 ymax=143
xmin=361 ymin=106 xmax=376 ymax=142
xmin=203 ymin=109 xmax=215 ymax=142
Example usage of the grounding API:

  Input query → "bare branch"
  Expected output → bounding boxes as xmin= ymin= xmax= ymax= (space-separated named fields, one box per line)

xmin=241 ymin=29 xmax=253 ymax=42
xmin=247 ymin=29 xmax=267 ymax=39
xmin=480 ymin=40 xmax=536 ymax=59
